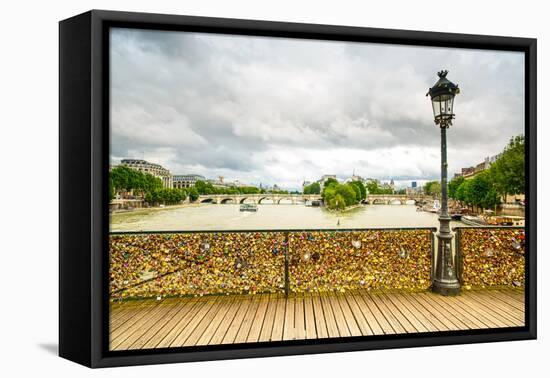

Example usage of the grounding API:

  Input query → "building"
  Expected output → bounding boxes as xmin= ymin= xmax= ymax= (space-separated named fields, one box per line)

xmin=172 ymin=174 xmax=206 ymax=189
xmin=120 ymin=159 xmax=172 ymax=188
xmin=412 ymin=181 xmax=417 ymax=188
xmin=317 ymin=174 xmax=337 ymax=187
xmin=455 ymin=153 xmax=502 ymax=180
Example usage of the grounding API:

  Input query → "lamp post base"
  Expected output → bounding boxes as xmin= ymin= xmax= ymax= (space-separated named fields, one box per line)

xmin=432 ymin=280 xmax=461 ymax=296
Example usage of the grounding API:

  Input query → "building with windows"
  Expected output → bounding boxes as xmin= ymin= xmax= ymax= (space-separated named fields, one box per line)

xmin=120 ymin=159 xmax=172 ymax=188
xmin=172 ymin=174 xmax=206 ymax=189
xmin=317 ymin=174 xmax=337 ymax=187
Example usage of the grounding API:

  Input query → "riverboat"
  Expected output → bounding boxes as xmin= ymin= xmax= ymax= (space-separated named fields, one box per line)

xmin=486 ymin=215 xmax=525 ymax=226
xmin=240 ymin=203 xmax=258 ymax=212
xmin=461 ymin=215 xmax=488 ymax=226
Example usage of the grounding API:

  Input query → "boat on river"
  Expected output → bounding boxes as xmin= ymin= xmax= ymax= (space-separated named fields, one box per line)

xmin=461 ymin=215 xmax=488 ymax=226
xmin=240 ymin=203 xmax=258 ymax=212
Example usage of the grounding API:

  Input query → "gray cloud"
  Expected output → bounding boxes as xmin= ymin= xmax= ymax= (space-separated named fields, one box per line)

xmin=110 ymin=28 xmax=524 ymax=189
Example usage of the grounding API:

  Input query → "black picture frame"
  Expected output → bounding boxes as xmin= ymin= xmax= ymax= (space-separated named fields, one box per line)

xmin=59 ymin=9 xmax=537 ymax=368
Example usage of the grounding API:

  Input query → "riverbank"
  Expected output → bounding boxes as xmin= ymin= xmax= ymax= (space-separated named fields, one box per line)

xmin=110 ymin=203 xmax=465 ymax=232
xmin=325 ymin=203 xmax=364 ymax=213
xmin=110 ymin=201 xmax=200 ymax=215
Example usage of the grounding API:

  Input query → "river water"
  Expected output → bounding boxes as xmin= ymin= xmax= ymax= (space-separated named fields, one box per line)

xmin=110 ymin=204 xmax=465 ymax=232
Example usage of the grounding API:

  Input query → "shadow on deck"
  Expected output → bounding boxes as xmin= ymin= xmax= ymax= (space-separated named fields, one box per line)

xmin=109 ymin=287 xmax=525 ymax=351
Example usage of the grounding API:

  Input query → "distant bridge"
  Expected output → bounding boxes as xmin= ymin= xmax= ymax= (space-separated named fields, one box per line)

xmin=197 ymin=193 xmax=430 ymax=205
xmin=365 ymin=194 xmax=430 ymax=205
xmin=198 ymin=194 xmax=322 ymax=205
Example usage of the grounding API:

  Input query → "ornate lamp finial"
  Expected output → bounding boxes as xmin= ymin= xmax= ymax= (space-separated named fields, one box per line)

xmin=437 ymin=70 xmax=449 ymax=78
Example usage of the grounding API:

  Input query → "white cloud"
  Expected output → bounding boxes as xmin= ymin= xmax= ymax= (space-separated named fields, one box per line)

xmin=110 ymin=28 xmax=524 ymax=190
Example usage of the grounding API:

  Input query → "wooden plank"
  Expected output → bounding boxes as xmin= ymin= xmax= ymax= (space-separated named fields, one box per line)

xmin=400 ymin=292 xmax=453 ymax=331
xmin=221 ymin=295 xmax=253 ymax=344
xmin=391 ymin=293 xmax=440 ymax=332
xmin=327 ymin=293 xmax=352 ymax=337
xmin=304 ymin=293 xmax=318 ymax=339
xmin=283 ymin=295 xmax=296 ymax=340
xmin=342 ymin=292 xmax=374 ymax=336
xmin=258 ymin=294 xmax=278 ymax=342
xmin=234 ymin=295 xmax=262 ymax=344
xmin=464 ymin=291 xmax=524 ymax=325
xmin=335 ymin=292 xmax=362 ymax=337
xmin=378 ymin=292 xmax=418 ymax=333
xmin=110 ymin=300 xmax=165 ymax=346
xmin=196 ymin=296 xmax=237 ymax=346
xmin=319 ymin=292 xmax=340 ymax=338
xmin=419 ymin=292 xmax=483 ymax=329
xmin=368 ymin=292 xmax=407 ymax=334
xmin=110 ymin=299 xmax=159 ymax=331
xmin=311 ymin=292 xmax=329 ymax=339
xmin=154 ymin=299 xmax=207 ymax=348
xmin=440 ymin=295 xmax=498 ymax=328
xmin=270 ymin=294 xmax=287 ymax=341
xmin=294 ymin=295 xmax=306 ymax=340
xmin=128 ymin=299 xmax=190 ymax=350
xmin=114 ymin=299 xmax=180 ymax=350
xmin=493 ymin=290 xmax=526 ymax=311
xmin=354 ymin=291 xmax=394 ymax=334
xmin=209 ymin=296 xmax=245 ymax=345
xmin=459 ymin=292 xmax=518 ymax=327
xmin=452 ymin=294 xmax=513 ymax=328
xmin=170 ymin=296 xmax=221 ymax=347
xmin=141 ymin=298 xmax=201 ymax=349
xmin=246 ymin=294 xmax=271 ymax=343
xmin=499 ymin=288 xmax=525 ymax=302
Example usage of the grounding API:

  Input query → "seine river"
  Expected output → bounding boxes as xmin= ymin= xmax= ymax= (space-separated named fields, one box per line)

xmin=110 ymin=204 xmax=464 ymax=232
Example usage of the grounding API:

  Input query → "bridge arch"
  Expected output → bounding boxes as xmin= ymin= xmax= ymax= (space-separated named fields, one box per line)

xmin=277 ymin=197 xmax=293 ymax=204
xmin=200 ymin=198 xmax=216 ymax=204
xmin=220 ymin=198 xmax=235 ymax=204
xmin=258 ymin=197 xmax=274 ymax=204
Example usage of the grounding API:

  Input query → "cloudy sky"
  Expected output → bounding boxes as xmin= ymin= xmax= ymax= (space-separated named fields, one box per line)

xmin=110 ymin=28 xmax=524 ymax=190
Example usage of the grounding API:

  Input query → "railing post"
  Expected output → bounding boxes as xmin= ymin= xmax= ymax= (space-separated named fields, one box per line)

xmin=455 ymin=228 xmax=463 ymax=284
xmin=430 ymin=229 xmax=436 ymax=282
xmin=284 ymin=231 xmax=290 ymax=298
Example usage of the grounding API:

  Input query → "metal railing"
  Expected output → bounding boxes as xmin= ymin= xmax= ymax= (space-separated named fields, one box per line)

xmin=109 ymin=227 xmax=435 ymax=300
xmin=109 ymin=226 xmax=526 ymax=300
xmin=454 ymin=226 xmax=525 ymax=287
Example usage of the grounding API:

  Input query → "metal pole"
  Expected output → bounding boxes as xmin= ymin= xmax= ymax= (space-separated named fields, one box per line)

xmin=432 ymin=125 xmax=461 ymax=295
xmin=284 ymin=232 xmax=290 ymax=297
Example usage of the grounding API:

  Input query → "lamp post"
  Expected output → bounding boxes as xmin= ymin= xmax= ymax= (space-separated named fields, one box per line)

xmin=427 ymin=70 xmax=461 ymax=296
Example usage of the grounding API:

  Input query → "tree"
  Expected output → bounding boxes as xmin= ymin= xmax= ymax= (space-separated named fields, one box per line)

xmin=424 ymin=181 xmax=441 ymax=197
xmin=455 ymin=181 xmax=466 ymax=203
xmin=489 ymin=135 xmax=525 ymax=201
xmin=188 ymin=187 xmax=199 ymax=202
xmin=303 ymin=182 xmax=321 ymax=194
xmin=349 ymin=181 xmax=367 ymax=200
xmin=448 ymin=176 xmax=465 ymax=200
xmin=323 ymin=178 xmax=338 ymax=188
xmin=328 ymin=193 xmax=346 ymax=210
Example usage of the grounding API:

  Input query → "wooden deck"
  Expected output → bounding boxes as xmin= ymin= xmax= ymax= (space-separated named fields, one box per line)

xmin=109 ymin=288 xmax=525 ymax=351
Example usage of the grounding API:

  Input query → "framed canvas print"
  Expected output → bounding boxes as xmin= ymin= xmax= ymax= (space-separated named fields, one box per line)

xmin=59 ymin=10 xmax=537 ymax=368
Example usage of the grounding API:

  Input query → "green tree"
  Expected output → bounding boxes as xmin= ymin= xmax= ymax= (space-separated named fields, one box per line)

xmin=303 ymin=182 xmax=321 ymax=195
xmin=328 ymin=194 xmax=346 ymax=210
xmin=349 ymin=181 xmax=367 ymax=200
xmin=448 ymin=176 xmax=465 ymax=200
xmin=455 ymin=181 xmax=466 ymax=203
xmin=424 ymin=181 xmax=441 ymax=197
xmin=188 ymin=187 xmax=199 ymax=202
xmin=489 ymin=135 xmax=525 ymax=201
xmin=323 ymin=178 xmax=338 ymax=188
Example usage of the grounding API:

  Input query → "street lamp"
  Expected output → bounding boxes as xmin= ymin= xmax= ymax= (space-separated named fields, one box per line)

xmin=427 ymin=70 xmax=461 ymax=296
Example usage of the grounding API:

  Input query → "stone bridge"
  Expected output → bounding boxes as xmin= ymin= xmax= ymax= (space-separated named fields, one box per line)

xmin=365 ymin=194 xmax=430 ymax=205
xmin=198 ymin=193 xmax=429 ymax=205
xmin=198 ymin=194 xmax=322 ymax=205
